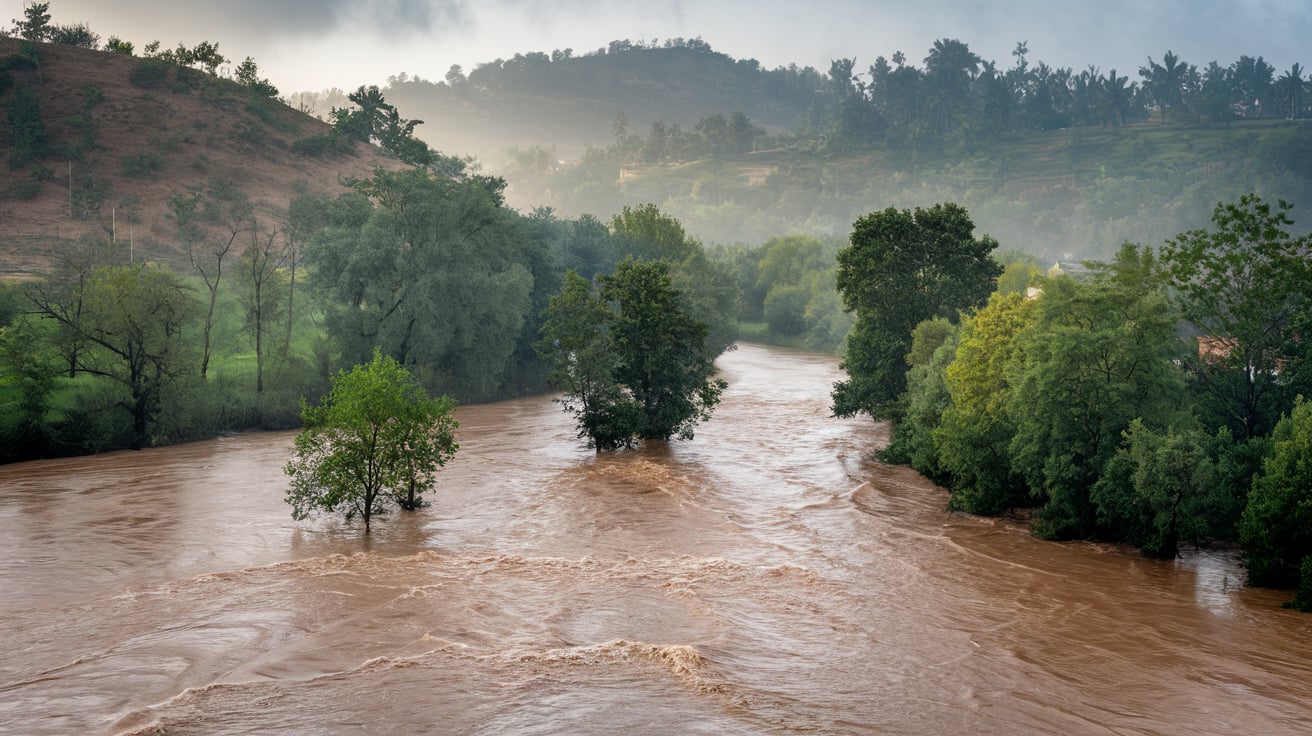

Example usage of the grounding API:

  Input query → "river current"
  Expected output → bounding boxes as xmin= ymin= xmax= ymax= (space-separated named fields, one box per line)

xmin=1 ymin=343 xmax=1309 ymax=734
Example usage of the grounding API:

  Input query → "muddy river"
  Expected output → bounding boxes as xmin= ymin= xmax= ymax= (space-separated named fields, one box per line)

xmin=1 ymin=343 xmax=1309 ymax=734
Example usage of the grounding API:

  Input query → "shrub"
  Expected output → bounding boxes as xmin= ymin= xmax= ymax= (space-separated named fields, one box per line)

xmin=48 ymin=23 xmax=99 ymax=49
xmin=172 ymin=65 xmax=205 ymax=93
xmin=104 ymin=37 xmax=134 ymax=55
xmin=46 ymin=379 xmax=134 ymax=455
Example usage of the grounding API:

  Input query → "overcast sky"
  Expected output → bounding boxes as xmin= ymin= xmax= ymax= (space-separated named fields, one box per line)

xmin=34 ymin=1 xmax=1312 ymax=92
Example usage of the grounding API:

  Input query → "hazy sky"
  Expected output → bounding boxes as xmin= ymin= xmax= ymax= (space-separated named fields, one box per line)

xmin=36 ymin=1 xmax=1312 ymax=93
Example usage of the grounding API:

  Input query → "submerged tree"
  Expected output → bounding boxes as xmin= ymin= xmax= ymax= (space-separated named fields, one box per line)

xmin=537 ymin=271 xmax=640 ymax=450
xmin=284 ymin=351 xmax=458 ymax=533
xmin=1007 ymin=245 xmax=1191 ymax=539
xmin=538 ymin=260 xmax=725 ymax=449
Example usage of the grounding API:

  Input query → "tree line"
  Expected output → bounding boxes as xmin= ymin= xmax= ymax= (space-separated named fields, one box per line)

xmin=833 ymin=195 xmax=1312 ymax=609
xmin=785 ymin=40 xmax=1307 ymax=151
xmin=0 ymin=163 xmax=738 ymax=460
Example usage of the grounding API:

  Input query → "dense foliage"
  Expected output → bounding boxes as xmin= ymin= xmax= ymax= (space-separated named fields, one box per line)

xmin=873 ymin=195 xmax=1312 ymax=606
xmin=0 ymin=156 xmax=740 ymax=461
xmin=284 ymin=351 xmax=458 ymax=533
xmin=832 ymin=203 xmax=1002 ymax=420
xmin=538 ymin=261 xmax=726 ymax=449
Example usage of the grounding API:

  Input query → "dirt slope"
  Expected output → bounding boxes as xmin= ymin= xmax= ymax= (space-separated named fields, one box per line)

xmin=0 ymin=38 xmax=402 ymax=275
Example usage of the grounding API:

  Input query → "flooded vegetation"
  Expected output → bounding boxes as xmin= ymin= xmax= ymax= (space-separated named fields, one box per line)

xmin=2 ymin=345 xmax=1309 ymax=735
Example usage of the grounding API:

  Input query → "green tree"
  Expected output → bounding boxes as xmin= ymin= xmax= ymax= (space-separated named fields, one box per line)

xmin=609 ymin=203 xmax=739 ymax=357
xmin=1159 ymin=194 xmax=1312 ymax=439
xmin=603 ymin=260 xmax=726 ymax=442
xmin=1008 ymin=245 xmax=1190 ymax=539
xmin=763 ymin=285 xmax=810 ymax=336
xmin=329 ymin=86 xmax=448 ymax=169
xmin=539 ymin=261 xmax=725 ymax=448
xmin=11 ymin=2 xmax=51 ymax=41
xmin=22 ymin=238 xmax=118 ymax=378
xmin=48 ymin=22 xmax=98 ymax=48
xmin=27 ymin=264 xmax=198 ymax=449
xmin=1240 ymin=399 xmax=1312 ymax=600
xmin=833 ymin=203 xmax=1001 ymax=420
xmin=170 ymin=187 xmax=251 ymax=382
xmin=304 ymin=169 xmax=533 ymax=402
xmin=1091 ymin=422 xmax=1216 ymax=558
xmin=238 ymin=218 xmax=287 ymax=393
xmin=1276 ymin=63 xmax=1305 ymax=120
xmin=234 ymin=56 xmax=279 ymax=98
xmin=284 ymin=351 xmax=458 ymax=533
xmin=922 ymin=38 xmax=981 ymax=138
xmin=0 ymin=316 xmax=57 ymax=458
xmin=536 ymin=271 xmax=640 ymax=450
xmin=6 ymin=85 xmax=48 ymax=168
xmin=882 ymin=318 xmax=958 ymax=482
xmin=1140 ymin=51 xmax=1192 ymax=123
xmin=103 ymin=36 xmax=133 ymax=55
xmin=935 ymin=290 xmax=1037 ymax=514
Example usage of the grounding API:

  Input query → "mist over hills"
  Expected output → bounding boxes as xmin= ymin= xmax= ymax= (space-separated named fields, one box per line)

xmin=288 ymin=38 xmax=1312 ymax=261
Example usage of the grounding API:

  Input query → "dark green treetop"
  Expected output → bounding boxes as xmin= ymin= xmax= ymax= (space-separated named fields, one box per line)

xmin=832 ymin=202 xmax=1001 ymax=420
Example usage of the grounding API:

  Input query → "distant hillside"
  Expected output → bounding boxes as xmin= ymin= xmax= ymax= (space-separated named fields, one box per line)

xmin=355 ymin=42 xmax=828 ymax=161
xmin=500 ymin=118 xmax=1312 ymax=261
xmin=349 ymin=39 xmax=1312 ymax=260
xmin=0 ymin=38 xmax=401 ymax=276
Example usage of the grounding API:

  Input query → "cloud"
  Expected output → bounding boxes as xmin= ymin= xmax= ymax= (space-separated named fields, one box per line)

xmin=57 ymin=0 xmax=472 ymax=42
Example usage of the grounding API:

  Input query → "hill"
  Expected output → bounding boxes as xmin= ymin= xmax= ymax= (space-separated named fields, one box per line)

xmin=500 ymin=118 xmax=1312 ymax=260
xmin=326 ymin=39 xmax=1312 ymax=261
xmin=0 ymin=38 xmax=402 ymax=276
xmin=366 ymin=42 xmax=826 ymax=162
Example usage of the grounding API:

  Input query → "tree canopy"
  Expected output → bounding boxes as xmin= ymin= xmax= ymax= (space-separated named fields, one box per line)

xmin=832 ymin=202 xmax=1001 ymax=420
xmin=284 ymin=351 xmax=458 ymax=533
xmin=538 ymin=260 xmax=725 ymax=449
xmin=1160 ymin=194 xmax=1312 ymax=439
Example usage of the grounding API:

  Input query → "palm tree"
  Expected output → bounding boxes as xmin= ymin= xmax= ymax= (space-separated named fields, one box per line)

xmin=923 ymin=38 xmax=981 ymax=136
xmin=1140 ymin=51 xmax=1188 ymax=123
xmin=1101 ymin=69 xmax=1132 ymax=127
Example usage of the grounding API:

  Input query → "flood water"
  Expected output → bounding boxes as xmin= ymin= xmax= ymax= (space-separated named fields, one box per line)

xmin=1 ymin=343 xmax=1309 ymax=735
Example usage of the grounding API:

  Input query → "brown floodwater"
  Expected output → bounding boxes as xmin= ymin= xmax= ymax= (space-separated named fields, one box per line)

xmin=1 ymin=343 xmax=1309 ymax=735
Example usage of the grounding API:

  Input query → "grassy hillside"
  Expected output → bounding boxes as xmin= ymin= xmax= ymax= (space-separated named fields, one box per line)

xmin=0 ymin=38 xmax=401 ymax=276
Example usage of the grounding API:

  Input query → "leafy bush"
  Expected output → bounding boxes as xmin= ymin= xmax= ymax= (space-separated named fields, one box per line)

xmin=763 ymin=285 xmax=809 ymax=336
xmin=46 ymin=379 xmax=134 ymax=455
xmin=48 ymin=23 xmax=99 ymax=48
xmin=245 ymin=98 xmax=292 ymax=132
xmin=6 ymin=85 xmax=48 ymax=168
xmin=172 ymin=65 xmax=205 ymax=93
